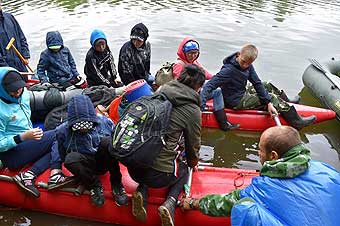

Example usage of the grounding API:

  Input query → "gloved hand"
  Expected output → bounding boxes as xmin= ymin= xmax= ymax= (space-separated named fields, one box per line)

xmin=115 ymin=86 xmax=126 ymax=95
xmin=74 ymin=75 xmax=88 ymax=89
xmin=42 ymin=82 xmax=52 ymax=87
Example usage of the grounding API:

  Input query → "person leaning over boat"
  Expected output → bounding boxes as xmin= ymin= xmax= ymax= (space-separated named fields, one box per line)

xmin=37 ymin=31 xmax=86 ymax=89
xmin=174 ymin=37 xmax=239 ymax=131
xmin=0 ymin=2 xmax=30 ymax=72
xmin=180 ymin=126 xmax=340 ymax=226
xmin=200 ymin=44 xmax=315 ymax=130
xmin=118 ymin=23 xmax=153 ymax=85
xmin=84 ymin=29 xmax=122 ymax=88
xmin=54 ymin=95 xmax=128 ymax=207
xmin=0 ymin=67 xmax=70 ymax=198
xmin=119 ymin=64 xmax=204 ymax=226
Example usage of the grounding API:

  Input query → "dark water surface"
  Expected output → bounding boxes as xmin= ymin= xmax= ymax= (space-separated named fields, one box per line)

xmin=1 ymin=0 xmax=340 ymax=225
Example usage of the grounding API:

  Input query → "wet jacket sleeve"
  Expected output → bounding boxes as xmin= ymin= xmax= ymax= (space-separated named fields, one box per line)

xmin=0 ymin=118 xmax=18 ymax=152
xmin=184 ymin=107 xmax=201 ymax=167
xmin=37 ymin=52 xmax=49 ymax=83
xmin=200 ymin=67 xmax=231 ymax=110
xmin=67 ymin=49 xmax=79 ymax=79
xmin=119 ymin=49 xmax=135 ymax=85
xmin=199 ymin=189 xmax=242 ymax=217
xmin=248 ymin=66 xmax=271 ymax=105
xmin=11 ymin=15 xmax=30 ymax=59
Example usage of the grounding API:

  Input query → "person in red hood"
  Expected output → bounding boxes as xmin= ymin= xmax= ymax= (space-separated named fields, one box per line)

xmin=172 ymin=38 xmax=213 ymax=80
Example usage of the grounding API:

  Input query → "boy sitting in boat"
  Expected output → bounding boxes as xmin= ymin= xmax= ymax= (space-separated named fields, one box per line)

xmin=181 ymin=126 xmax=340 ymax=226
xmin=84 ymin=29 xmax=122 ymax=88
xmin=0 ymin=67 xmax=70 ymax=198
xmin=200 ymin=44 xmax=314 ymax=130
xmin=54 ymin=95 xmax=128 ymax=207
xmin=37 ymin=31 xmax=86 ymax=89
xmin=118 ymin=23 xmax=153 ymax=85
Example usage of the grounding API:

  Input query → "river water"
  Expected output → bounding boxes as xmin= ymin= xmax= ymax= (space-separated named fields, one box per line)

xmin=1 ymin=0 xmax=340 ymax=225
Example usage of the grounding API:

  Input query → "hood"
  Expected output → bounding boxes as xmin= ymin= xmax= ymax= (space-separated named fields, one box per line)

xmin=177 ymin=37 xmax=200 ymax=64
xmin=0 ymin=67 xmax=22 ymax=103
xmin=260 ymin=144 xmax=311 ymax=179
xmin=46 ymin=31 xmax=64 ymax=48
xmin=223 ymin=52 xmax=243 ymax=69
xmin=130 ymin=23 xmax=149 ymax=42
xmin=160 ymin=80 xmax=200 ymax=107
xmin=90 ymin=29 xmax=107 ymax=47
xmin=67 ymin=95 xmax=99 ymax=128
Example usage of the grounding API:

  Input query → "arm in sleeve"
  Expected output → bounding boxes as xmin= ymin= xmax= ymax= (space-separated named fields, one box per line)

xmin=200 ymin=67 xmax=231 ymax=110
xmin=145 ymin=42 xmax=151 ymax=75
xmin=67 ymin=49 xmax=79 ymax=78
xmin=86 ymin=55 xmax=111 ymax=85
xmin=36 ymin=52 xmax=49 ymax=83
xmin=199 ymin=189 xmax=242 ymax=217
xmin=0 ymin=118 xmax=18 ymax=152
xmin=248 ymin=65 xmax=271 ymax=105
xmin=108 ymin=52 xmax=118 ymax=80
xmin=183 ymin=108 xmax=201 ymax=167
xmin=119 ymin=50 xmax=135 ymax=85
xmin=12 ymin=15 xmax=30 ymax=59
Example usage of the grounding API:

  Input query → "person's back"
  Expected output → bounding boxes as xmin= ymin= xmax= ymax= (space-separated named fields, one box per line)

xmin=235 ymin=160 xmax=340 ymax=226
xmin=118 ymin=23 xmax=151 ymax=85
xmin=37 ymin=31 xmax=79 ymax=86
xmin=0 ymin=4 xmax=30 ymax=72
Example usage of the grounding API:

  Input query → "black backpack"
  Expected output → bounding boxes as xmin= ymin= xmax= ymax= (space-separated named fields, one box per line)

xmin=110 ymin=93 xmax=172 ymax=168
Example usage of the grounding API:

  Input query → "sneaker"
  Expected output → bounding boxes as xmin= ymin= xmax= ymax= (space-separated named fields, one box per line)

xmin=132 ymin=184 xmax=148 ymax=222
xmin=13 ymin=171 xmax=40 ymax=198
xmin=112 ymin=183 xmax=128 ymax=206
xmin=90 ymin=184 xmax=105 ymax=207
xmin=47 ymin=172 xmax=76 ymax=191
xmin=158 ymin=197 xmax=176 ymax=226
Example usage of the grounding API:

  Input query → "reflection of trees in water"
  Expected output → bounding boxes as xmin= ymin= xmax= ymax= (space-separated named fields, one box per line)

xmin=2 ymin=0 xmax=335 ymax=23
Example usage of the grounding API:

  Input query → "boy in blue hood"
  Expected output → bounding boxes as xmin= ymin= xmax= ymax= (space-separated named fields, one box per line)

xmin=200 ymin=44 xmax=315 ymax=130
xmin=84 ymin=29 xmax=121 ymax=88
xmin=55 ymin=95 xmax=128 ymax=207
xmin=118 ymin=23 xmax=152 ymax=85
xmin=0 ymin=67 xmax=69 ymax=198
xmin=37 ymin=31 xmax=86 ymax=89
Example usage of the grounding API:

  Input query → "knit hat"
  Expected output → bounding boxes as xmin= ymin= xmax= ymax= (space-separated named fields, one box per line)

xmin=130 ymin=29 xmax=145 ymax=42
xmin=183 ymin=41 xmax=199 ymax=53
xmin=2 ymin=71 xmax=26 ymax=93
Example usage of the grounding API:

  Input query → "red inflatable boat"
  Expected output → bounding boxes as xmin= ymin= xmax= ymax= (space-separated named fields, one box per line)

xmin=202 ymin=100 xmax=336 ymax=131
xmin=0 ymin=165 xmax=257 ymax=226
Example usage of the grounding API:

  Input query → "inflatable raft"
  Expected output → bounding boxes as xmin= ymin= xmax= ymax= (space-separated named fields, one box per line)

xmin=0 ymin=165 xmax=257 ymax=226
xmin=202 ymin=100 xmax=335 ymax=131
xmin=303 ymin=59 xmax=340 ymax=120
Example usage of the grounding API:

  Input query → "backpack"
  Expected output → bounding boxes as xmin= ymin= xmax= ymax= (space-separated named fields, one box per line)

xmin=110 ymin=93 xmax=172 ymax=168
xmin=155 ymin=62 xmax=175 ymax=86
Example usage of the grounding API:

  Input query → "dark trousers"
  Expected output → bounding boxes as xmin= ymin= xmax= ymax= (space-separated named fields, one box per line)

xmin=64 ymin=136 xmax=122 ymax=190
xmin=0 ymin=130 xmax=59 ymax=175
xmin=128 ymin=161 xmax=189 ymax=201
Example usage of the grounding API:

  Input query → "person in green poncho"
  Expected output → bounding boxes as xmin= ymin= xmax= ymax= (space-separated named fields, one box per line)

xmin=180 ymin=126 xmax=340 ymax=226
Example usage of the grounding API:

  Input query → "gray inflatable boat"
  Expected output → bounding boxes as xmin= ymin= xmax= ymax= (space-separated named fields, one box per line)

xmin=302 ymin=58 xmax=340 ymax=120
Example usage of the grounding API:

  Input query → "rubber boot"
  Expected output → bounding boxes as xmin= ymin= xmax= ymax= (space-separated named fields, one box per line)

xmin=279 ymin=90 xmax=300 ymax=104
xmin=214 ymin=109 xmax=240 ymax=131
xmin=280 ymin=106 xmax=316 ymax=130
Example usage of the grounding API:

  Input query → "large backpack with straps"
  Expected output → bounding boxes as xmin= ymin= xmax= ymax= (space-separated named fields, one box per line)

xmin=110 ymin=93 xmax=172 ymax=168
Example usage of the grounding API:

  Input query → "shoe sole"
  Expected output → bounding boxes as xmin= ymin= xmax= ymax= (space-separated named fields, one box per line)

xmin=13 ymin=176 xmax=40 ymax=198
xmin=47 ymin=177 xmax=77 ymax=191
xmin=158 ymin=205 xmax=174 ymax=226
xmin=132 ymin=191 xmax=147 ymax=222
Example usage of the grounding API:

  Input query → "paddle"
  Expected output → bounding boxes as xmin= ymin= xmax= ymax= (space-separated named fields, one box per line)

xmin=308 ymin=58 xmax=340 ymax=89
xmin=273 ymin=114 xmax=282 ymax=126
xmin=183 ymin=167 xmax=193 ymax=198
xmin=6 ymin=37 xmax=34 ymax=73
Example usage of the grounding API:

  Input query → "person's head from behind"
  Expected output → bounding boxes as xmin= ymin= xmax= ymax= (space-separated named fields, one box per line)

xmin=236 ymin=44 xmax=258 ymax=70
xmin=67 ymin=95 xmax=99 ymax=134
xmin=2 ymin=70 xmax=26 ymax=98
xmin=177 ymin=64 xmax=205 ymax=91
xmin=90 ymin=29 xmax=107 ymax=53
xmin=183 ymin=41 xmax=200 ymax=63
xmin=130 ymin=23 xmax=149 ymax=49
xmin=258 ymin=126 xmax=301 ymax=165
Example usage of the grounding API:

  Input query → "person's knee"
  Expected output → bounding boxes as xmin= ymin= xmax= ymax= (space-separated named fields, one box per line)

xmin=64 ymin=152 xmax=83 ymax=169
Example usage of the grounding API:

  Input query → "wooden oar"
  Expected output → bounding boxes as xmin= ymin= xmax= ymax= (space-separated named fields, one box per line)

xmin=273 ymin=114 xmax=282 ymax=126
xmin=308 ymin=58 xmax=340 ymax=89
xmin=6 ymin=37 xmax=34 ymax=73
